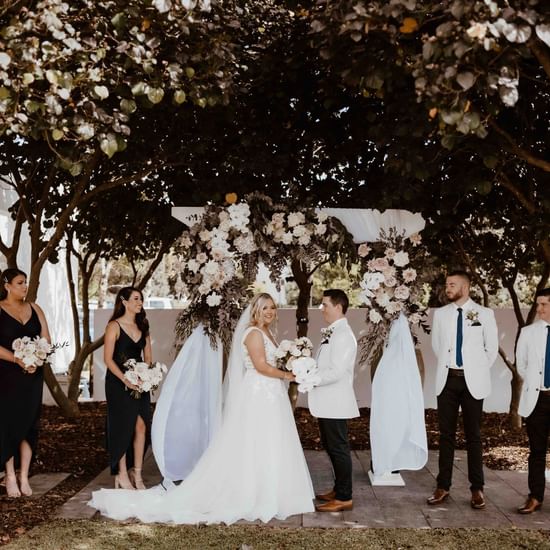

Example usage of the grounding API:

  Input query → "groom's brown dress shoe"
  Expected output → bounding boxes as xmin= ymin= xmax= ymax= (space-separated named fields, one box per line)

xmin=315 ymin=490 xmax=336 ymax=502
xmin=518 ymin=497 xmax=542 ymax=514
xmin=470 ymin=490 xmax=485 ymax=509
xmin=315 ymin=499 xmax=353 ymax=512
xmin=427 ymin=488 xmax=449 ymax=505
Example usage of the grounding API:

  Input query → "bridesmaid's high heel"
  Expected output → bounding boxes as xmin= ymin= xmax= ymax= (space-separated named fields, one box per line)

xmin=131 ymin=468 xmax=146 ymax=490
xmin=114 ymin=475 xmax=135 ymax=490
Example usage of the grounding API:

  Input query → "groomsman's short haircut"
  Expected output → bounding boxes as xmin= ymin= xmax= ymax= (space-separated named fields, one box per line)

xmin=535 ymin=288 xmax=550 ymax=299
xmin=447 ymin=270 xmax=471 ymax=284
xmin=323 ymin=289 xmax=349 ymax=314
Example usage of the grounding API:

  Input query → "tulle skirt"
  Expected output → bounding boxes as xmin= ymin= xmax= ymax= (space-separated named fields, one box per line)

xmin=90 ymin=370 xmax=314 ymax=524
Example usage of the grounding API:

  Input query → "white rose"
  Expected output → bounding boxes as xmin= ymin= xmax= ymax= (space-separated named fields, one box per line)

xmin=282 ymin=232 xmax=293 ymax=245
xmin=206 ymin=293 xmax=222 ymax=307
xmin=199 ymin=229 xmax=212 ymax=242
xmin=315 ymin=223 xmax=327 ymax=236
xmin=393 ymin=251 xmax=410 ymax=267
xmin=292 ymin=224 xmax=307 ymax=237
xmin=316 ymin=211 xmax=329 ymax=222
xmin=403 ymin=268 xmax=417 ymax=283
xmin=287 ymin=212 xmax=306 ymax=227
xmin=358 ymin=243 xmax=371 ymax=257
xmin=279 ymin=340 xmax=292 ymax=352
xmin=369 ymin=309 xmax=383 ymax=324
xmin=298 ymin=233 xmax=311 ymax=246
xmin=187 ymin=259 xmax=200 ymax=273
xmin=384 ymin=275 xmax=397 ymax=288
xmin=408 ymin=232 xmax=422 ymax=246
xmin=394 ymin=285 xmax=410 ymax=301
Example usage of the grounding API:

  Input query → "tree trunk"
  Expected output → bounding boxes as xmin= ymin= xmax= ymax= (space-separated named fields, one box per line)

xmin=289 ymin=260 xmax=313 ymax=409
xmin=509 ymin=368 xmax=523 ymax=430
xmin=42 ymin=363 xmax=79 ymax=417
xmin=97 ymin=258 xmax=112 ymax=307
xmin=67 ymin=338 xmax=104 ymax=401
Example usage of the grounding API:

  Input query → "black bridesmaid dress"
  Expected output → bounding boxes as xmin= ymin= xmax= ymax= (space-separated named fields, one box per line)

xmin=0 ymin=305 xmax=43 ymax=469
xmin=105 ymin=322 xmax=151 ymax=474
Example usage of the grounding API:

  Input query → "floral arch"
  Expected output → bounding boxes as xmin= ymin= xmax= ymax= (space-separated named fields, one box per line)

xmin=170 ymin=192 xmax=430 ymax=365
xmin=154 ymin=192 xmax=431 ymax=483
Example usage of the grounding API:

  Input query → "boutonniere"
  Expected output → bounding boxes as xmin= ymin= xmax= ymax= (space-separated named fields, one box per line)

xmin=466 ymin=309 xmax=482 ymax=326
xmin=320 ymin=327 xmax=334 ymax=345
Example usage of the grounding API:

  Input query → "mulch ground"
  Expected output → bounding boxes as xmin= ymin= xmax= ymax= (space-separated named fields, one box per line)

xmin=0 ymin=403 xmax=535 ymax=546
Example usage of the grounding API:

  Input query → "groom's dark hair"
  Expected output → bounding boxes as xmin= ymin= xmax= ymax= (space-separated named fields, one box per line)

xmin=323 ymin=289 xmax=349 ymax=314
xmin=535 ymin=288 xmax=550 ymax=299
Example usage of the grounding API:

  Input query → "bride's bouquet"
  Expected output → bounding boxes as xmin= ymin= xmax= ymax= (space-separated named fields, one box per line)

xmin=12 ymin=336 xmax=53 ymax=372
xmin=123 ymin=359 xmax=168 ymax=399
xmin=274 ymin=336 xmax=313 ymax=368
xmin=274 ymin=337 xmax=321 ymax=393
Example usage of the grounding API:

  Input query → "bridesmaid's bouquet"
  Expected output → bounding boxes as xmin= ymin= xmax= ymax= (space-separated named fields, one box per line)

xmin=274 ymin=337 xmax=321 ymax=393
xmin=123 ymin=359 xmax=168 ymax=399
xmin=12 ymin=336 xmax=53 ymax=372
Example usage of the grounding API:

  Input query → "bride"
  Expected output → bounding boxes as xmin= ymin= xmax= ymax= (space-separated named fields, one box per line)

xmin=90 ymin=293 xmax=315 ymax=524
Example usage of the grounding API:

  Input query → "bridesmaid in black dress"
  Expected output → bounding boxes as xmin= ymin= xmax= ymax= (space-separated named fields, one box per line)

xmin=104 ymin=287 xmax=152 ymax=490
xmin=0 ymin=268 xmax=51 ymax=498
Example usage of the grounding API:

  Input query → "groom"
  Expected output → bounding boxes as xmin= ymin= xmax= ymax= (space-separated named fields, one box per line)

xmin=309 ymin=289 xmax=359 ymax=512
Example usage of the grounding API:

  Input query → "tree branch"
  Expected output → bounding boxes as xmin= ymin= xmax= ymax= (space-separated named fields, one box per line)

xmin=528 ymin=35 xmax=550 ymax=80
xmin=490 ymin=120 xmax=550 ymax=172
xmin=497 ymin=171 xmax=537 ymax=215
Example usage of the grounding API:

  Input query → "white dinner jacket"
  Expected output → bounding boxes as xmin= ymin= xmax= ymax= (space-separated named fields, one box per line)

xmin=432 ymin=299 xmax=499 ymax=400
xmin=308 ymin=318 xmax=359 ymax=419
xmin=517 ymin=320 xmax=549 ymax=418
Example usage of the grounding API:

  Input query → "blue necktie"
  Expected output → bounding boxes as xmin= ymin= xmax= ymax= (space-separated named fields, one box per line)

xmin=544 ymin=326 xmax=550 ymax=388
xmin=456 ymin=308 xmax=463 ymax=367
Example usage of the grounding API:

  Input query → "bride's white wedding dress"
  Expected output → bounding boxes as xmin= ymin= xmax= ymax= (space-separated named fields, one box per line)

xmin=89 ymin=326 xmax=315 ymax=524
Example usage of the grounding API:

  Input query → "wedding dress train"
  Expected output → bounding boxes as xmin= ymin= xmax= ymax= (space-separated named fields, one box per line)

xmin=89 ymin=325 xmax=314 ymax=524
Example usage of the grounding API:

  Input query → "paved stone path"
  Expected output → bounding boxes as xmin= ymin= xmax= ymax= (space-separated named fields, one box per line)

xmin=56 ymin=450 xmax=550 ymax=528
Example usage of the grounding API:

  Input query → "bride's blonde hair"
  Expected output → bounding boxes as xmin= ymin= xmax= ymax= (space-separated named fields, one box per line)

xmin=248 ymin=293 xmax=278 ymax=327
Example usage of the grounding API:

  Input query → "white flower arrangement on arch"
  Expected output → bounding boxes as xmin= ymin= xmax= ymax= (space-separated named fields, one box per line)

xmin=356 ymin=229 xmax=431 ymax=369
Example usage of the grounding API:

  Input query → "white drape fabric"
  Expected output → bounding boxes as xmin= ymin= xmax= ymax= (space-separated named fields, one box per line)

xmin=320 ymin=208 xmax=425 ymax=243
xmin=370 ymin=313 xmax=428 ymax=474
xmin=152 ymin=324 xmax=222 ymax=482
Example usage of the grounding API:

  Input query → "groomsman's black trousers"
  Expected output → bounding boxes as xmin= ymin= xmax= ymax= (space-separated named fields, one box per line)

xmin=318 ymin=418 xmax=352 ymax=501
xmin=525 ymin=392 xmax=550 ymax=502
xmin=436 ymin=373 xmax=484 ymax=492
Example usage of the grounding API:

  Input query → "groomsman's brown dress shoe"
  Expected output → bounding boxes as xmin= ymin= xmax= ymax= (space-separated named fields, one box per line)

xmin=518 ymin=497 xmax=542 ymax=514
xmin=315 ymin=499 xmax=353 ymax=512
xmin=315 ymin=490 xmax=336 ymax=502
xmin=427 ymin=488 xmax=449 ymax=505
xmin=470 ymin=490 xmax=485 ymax=509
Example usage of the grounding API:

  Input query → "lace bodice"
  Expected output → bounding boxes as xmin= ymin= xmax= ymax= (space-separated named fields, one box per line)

xmin=242 ymin=327 xmax=278 ymax=370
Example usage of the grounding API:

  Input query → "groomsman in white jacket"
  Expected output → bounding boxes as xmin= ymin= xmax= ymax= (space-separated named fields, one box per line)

xmin=516 ymin=288 xmax=550 ymax=514
xmin=309 ymin=289 xmax=359 ymax=512
xmin=427 ymin=271 xmax=498 ymax=510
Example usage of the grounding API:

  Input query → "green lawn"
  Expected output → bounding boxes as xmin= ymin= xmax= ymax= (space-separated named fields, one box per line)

xmin=5 ymin=520 xmax=550 ymax=550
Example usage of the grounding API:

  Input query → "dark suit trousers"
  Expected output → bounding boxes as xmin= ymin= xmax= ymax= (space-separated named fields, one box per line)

xmin=526 ymin=392 xmax=550 ymax=502
xmin=318 ymin=418 xmax=352 ymax=501
xmin=436 ymin=375 xmax=484 ymax=491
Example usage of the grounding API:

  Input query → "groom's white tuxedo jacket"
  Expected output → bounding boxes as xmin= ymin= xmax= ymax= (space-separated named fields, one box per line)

xmin=517 ymin=320 xmax=550 ymax=418
xmin=432 ymin=299 xmax=498 ymax=400
xmin=308 ymin=318 xmax=359 ymax=419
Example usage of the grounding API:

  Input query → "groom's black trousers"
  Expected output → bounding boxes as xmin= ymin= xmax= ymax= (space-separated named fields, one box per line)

xmin=318 ymin=418 xmax=352 ymax=501
xmin=437 ymin=374 xmax=484 ymax=492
